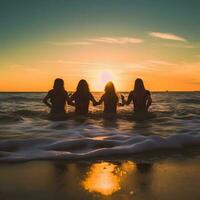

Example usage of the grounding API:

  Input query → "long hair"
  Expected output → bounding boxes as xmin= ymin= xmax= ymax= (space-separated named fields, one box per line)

xmin=104 ymin=81 xmax=118 ymax=100
xmin=53 ymin=78 xmax=65 ymax=93
xmin=134 ymin=78 xmax=146 ymax=94
xmin=76 ymin=79 xmax=90 ymax=95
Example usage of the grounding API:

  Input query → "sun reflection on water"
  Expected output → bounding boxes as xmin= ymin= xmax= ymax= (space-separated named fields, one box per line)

xmin=82 ymin=161 xmax=135 ymax=196
xmin=92 ymin=136 xmax=108 ymax=141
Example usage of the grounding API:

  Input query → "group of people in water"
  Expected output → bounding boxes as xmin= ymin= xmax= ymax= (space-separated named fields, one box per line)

xmin=43 ymin=78 xmax=152 ymax=116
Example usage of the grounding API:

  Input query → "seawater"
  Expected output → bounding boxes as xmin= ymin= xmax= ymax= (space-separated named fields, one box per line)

xmin=0 ymin=92 xmax=200 ymax=162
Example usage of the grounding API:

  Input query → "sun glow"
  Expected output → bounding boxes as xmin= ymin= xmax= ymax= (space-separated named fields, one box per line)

xmin=92 ymin=70 xmax=118 ymax=91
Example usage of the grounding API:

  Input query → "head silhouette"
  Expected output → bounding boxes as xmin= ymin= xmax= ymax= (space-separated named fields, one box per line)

xmin=134 ymin=78 xmax=145 ymax=94
xmin=77 ymin=79 xmax=90 ymax=94
xmin=104 ymin=81 xmax=118 ymax=101
xmin=53 ymin=78 xmax=65 ymax=92
xmin=105 ymin=81 xmax=116 ymax=94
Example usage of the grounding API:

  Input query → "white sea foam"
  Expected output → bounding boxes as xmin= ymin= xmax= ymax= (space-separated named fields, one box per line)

xmin=0 ymin=92 xmax=199 ymax=162
xmin=0 ymin=132 xmax=200 ymax=162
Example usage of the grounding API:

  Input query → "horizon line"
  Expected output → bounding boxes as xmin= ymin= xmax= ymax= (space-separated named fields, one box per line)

xmin=0 ymin=90 xmax=199 ymax=93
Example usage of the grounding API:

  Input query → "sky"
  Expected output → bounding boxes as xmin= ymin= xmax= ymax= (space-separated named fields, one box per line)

xmin=0 ymin=0 xmax=200 ymax=91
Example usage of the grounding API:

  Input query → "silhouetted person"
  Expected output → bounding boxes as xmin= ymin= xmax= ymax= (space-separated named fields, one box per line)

xmin=122 ymin=78 xmax=152 ymax=112
xmin=96 ymin=82 xmax=119 ymax=113
xmin=43 ymin=78 xmax=70 ymax=115
xmin=69 ymin=79 xmax=97 ymax=115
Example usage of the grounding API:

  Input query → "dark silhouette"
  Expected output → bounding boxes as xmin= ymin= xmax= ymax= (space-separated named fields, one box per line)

xmin=69 ymin=79 xmax=97 ymax=115
xmin=136 ymin=162 xmax=153 ymax=173
xmin=43 ymin=78 xmax=70 ymax=115
xmin=121 ymin=78 xmax=152 ymax=112
xmin=96 ymin=81 xmax=119 ymax=113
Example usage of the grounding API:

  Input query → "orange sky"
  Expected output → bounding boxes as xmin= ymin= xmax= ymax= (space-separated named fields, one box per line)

xmin=1 ymin=43 xmax=200 ymax=92
xmin=0 ymin=1 xmax=200 ymax=92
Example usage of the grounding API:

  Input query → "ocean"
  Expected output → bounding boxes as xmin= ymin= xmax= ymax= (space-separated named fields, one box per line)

xmin=0 ymin=92 xmax=200 ymax=162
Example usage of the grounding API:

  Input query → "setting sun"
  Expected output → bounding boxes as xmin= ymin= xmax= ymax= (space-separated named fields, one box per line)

xmin=91 ymin=70 xmax=117 ymax=91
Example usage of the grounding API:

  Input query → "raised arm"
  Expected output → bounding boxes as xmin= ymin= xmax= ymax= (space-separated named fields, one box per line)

xmin=68 ymin=93 xmax=75 ymax=106
xmin=146 ymin=91 xmax=152 ymax=111
xmin=126 ymin=91 xmax=134 ymax=105
xmin=89 ymin=93 xmax=99 ymax=106
xmin=95 ymin=95 xmax=104 ymax=106
xmin=43 ymin=91 xmax=52 ymax=108
xmin=121 ymin=91 xmax=133 ymax=106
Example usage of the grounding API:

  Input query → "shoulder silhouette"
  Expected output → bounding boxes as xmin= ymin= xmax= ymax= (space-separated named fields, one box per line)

xmin=96 ymin=81 xmax=119 ymax=113
xmin=43 ymin=78 xmax=70 ymax=116
xmin=121 ymin=78 xmax=152 ymax=112
xmin=69 ymin=79 xmax=97 ymax=115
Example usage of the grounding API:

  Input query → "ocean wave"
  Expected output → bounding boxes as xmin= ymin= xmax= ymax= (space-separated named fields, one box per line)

xmin=0 ymin=110 xmax=47 ymax=123
xmin=0 ymin=132 xmax=199 ymax=162
xmin=0 ymin=92 xmax=199 ymax=162
xmin=178 ymin=98 xmax=200 ymax=104
xmin=0 ymin=96 xmax=41 ymax=102
xmin=0 ymin=112 xmax=23 ymax=123
xmin=0 ymin=111 xmax=157 ymax=122
xmin=13 ymin=110 xmax=47 ymax=118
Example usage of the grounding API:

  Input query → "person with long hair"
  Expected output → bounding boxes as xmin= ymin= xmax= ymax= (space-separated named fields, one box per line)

xmin=43 ymin=78 xmax=71 ymax=115
xmin=69 ymin=79 xmax=97 ymax=115
xmin=121 ymin=78 xmax=152 ymax=112
xmin=96 ymin=81 xmax=119 ymax=113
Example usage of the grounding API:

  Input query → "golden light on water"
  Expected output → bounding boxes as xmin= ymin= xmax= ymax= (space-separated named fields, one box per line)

xmin=121 ymin=161 xmax=135 ymax=173
xmin=82 ymin=162 xmax=120 ymax=196
xmin=82 ymin=161 xmax=135 ymax=196
xmin=92 ymin=136 xmax=108 ymax=141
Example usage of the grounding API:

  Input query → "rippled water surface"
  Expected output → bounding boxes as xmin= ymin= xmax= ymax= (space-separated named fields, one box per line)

xmin=0 ymin=92 xmax=200 ymax=162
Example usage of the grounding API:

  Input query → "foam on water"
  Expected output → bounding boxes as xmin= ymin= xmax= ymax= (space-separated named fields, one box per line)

xmin=0 ymin=92 xmax=200 ymax=162
xmin=0 ymin=131 xmax=200 ymax=162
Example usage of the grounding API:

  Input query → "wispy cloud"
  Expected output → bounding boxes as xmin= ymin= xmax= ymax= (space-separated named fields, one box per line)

xmin=163 ymin=43 xmax=194 ymax=49
xmin=9 ymin=64 xmax=24 ymax=69
xmin=88 ymin=37 xmax=143 ymax=44
xmin=47 ymin=37 xmax=144 ymax=46
xmin=8 ymin=64 xmax=40 ymax=72
xmin=148 ymin=60 xmax=177 ymax=66
xmin=40 ymin=60 xmax=153 ymax=73
xmin=41 ymin=60 xmax=110 ymax=66
xmin=189 ymin=81 xmax=200 ymax=85
xmin=149 ymin=32 xmax=187 ymax=42
xmin=47 ymin=41 xmax=93 ymax=46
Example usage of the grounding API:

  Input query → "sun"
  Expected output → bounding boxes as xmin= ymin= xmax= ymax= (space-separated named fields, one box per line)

xmin=100 ymin=71 xmax=113 ymax=84
xmin=92 ymin=70 xmax=115 ymax=91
